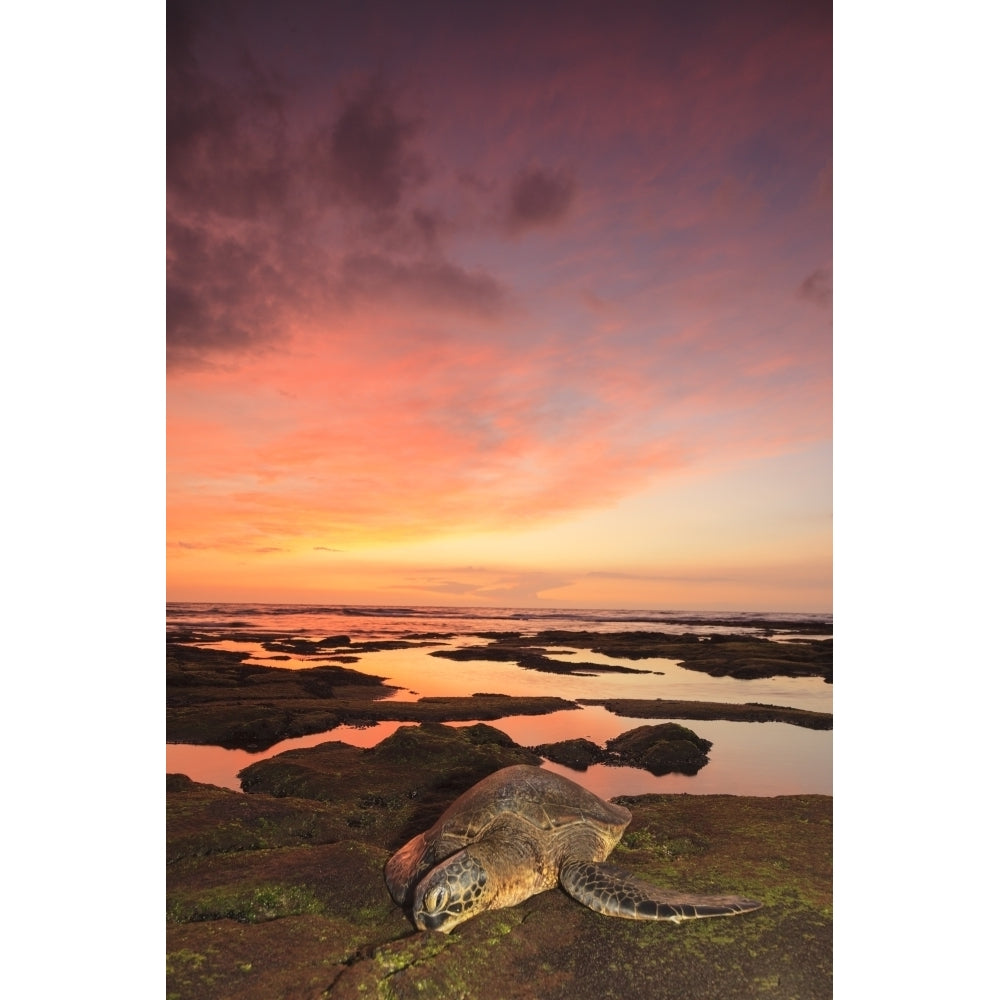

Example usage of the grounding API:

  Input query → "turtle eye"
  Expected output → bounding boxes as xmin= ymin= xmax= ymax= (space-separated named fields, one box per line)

xmin=424 ymin=885 xmax=449 ymax=914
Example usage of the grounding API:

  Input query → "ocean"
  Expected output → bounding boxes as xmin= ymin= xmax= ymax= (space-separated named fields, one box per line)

xmin=166 ymin=602 xmax=832 ymax=798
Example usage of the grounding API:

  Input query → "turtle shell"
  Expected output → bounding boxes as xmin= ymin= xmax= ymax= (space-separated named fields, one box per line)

xmin=432 ymin=765 xmax=632 ymax=841
xmin=385 ymin=765 xmax=631 ymax=905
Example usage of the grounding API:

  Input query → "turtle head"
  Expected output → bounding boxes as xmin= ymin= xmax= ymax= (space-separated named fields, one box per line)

xmin=411 ymin=849 xmax=490 ymax=933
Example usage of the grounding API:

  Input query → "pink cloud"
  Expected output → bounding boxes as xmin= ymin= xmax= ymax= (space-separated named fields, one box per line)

xmin=167 ymin=2 xmax=831 ymax=604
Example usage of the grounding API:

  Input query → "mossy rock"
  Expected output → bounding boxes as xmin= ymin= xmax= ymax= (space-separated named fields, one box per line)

xmin=168 ymin=777 xmax=830 ymax=999
xmin=237 ymin=724 xmax=541 ymax=851
xmin=362 ymin=721 xmax=520 ymax=763
xmin=532 ymin=738 xmax=608 ymax=770
xmin=638 ymin=739 xmax=710 ymax=775
xmin=606 ymin=723 xmax=713 ymax=775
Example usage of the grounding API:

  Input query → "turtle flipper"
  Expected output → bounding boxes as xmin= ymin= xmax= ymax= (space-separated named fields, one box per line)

xmin=559 ymin=860 xmax=762 ymax=923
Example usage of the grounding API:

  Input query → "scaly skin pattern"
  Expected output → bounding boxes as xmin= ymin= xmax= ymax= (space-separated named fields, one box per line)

xmin=413 ymin=851 xmax=490 ymax=932
xmin=559 ymin=860 xmax=762 ymax=922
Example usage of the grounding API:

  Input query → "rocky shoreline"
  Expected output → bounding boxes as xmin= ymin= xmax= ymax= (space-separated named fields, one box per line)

xmin=433 ymin=629 xmax=833 ymax=682
xmin=167 ymin=630 xmax=832 ymax=752
xmin=168 ymin=723 xmax=831 ymax=999
xmin=167 ymin=627 xmax=832 ymax=998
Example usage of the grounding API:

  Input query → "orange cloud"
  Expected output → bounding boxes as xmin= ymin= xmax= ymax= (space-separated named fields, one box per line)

xmin=167 ymin=1 xmax=831 ymax=611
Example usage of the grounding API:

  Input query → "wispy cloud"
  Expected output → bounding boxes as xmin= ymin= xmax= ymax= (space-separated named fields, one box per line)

xmin=336 ymin=253 xmax=507 ymax=316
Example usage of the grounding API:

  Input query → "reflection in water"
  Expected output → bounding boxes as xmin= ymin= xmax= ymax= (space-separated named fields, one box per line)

xmin=167 ymin=606 xmax=832 ymax=799
xmin=167 ymin=709 xmax=831 ymax=798
xmin=166 ymin=723 xmax=400 ymax=792
xmin=233 ymin=642 xmax=832 ymax=713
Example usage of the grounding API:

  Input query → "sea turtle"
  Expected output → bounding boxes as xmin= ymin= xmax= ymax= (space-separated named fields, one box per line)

xmin=384 ymin=764 xmax=762 ymax=933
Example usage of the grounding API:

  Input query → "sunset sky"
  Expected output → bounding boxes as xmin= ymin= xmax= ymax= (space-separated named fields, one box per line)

xmin=167 ymin=0 xmax=832 ymax=612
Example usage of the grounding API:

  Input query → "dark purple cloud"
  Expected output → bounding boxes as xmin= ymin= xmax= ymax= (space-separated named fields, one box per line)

xmin=166 ymin=219 xmax=301 ymax=367
xmin=167 ymin=58 xmax=499 ymax=367
xmin=506 ymin=167 xmax=576 ymax=233
xmin=321 ymin=80 xmax=427 ymax=212
xmin=167 ymin=2 xmax=291 ymax=222
xmin=166 ymin=6 xmax=508 ymax=370
xmin=798 ymin=267 xmax=832 ymax=308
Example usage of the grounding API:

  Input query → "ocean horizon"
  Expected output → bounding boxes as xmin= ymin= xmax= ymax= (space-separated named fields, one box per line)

xmin=167 ymin=601 xmax=832 ymax=634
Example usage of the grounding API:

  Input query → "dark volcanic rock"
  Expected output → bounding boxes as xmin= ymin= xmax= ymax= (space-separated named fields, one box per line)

xmin=167 ymin=621 xmax=832 ymax=999
xmin=532 ymin=738 xmax=609 ymax=770
xmin=238 ymin=724 xmax=542 ymax=849
xmin=395 ymin=694 xmax=578 ymax=722
xmin=606 ymin=723 xmax=713 ymax=776
xmin=168 ymin=740 xmax=832 ymax=1000
xmin=167 ymin=640 xmax=578 ymax=751
xmin=429 ymin=630 xmax=830 ymax=682
xmin=534 ymin=725 xmax=716 ymax=776
xmin=580 ymin=698 xmax=833 ymax=730
xmin=430 ymin=645 xmax=657 ymax=676
xmin=529 ymin=630 xmax=833 ymax=682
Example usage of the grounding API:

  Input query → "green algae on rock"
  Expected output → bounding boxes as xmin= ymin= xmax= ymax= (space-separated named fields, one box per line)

xmin=168 ymin=726 xmax=831 ymax=1000
xmin=605 ymin=723 xmax=713 ymax=776
xmin=385 ymin=764 xmax=761 ymax=935
xmin=238 ymin=724 xmax=543 ymax=850
xmin=531 ymin=722 xmax=717 ymax=775
xmin=531 ymin=737 xmax=608 ymax=770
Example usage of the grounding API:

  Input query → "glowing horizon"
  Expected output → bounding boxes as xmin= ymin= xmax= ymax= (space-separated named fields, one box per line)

xmin=167 ymin=1 xmax=832 ymax=614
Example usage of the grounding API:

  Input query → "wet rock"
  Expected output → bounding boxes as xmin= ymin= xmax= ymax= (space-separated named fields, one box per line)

xmin=533 ymin=725 xmax=716 ymax=776
xmin=320 ymin=635 xmax=352 ymax=646
xmin=532 ymin=738 xmax=608 ymax=770
xmin=167 ymin=640 xmax=578 ymax=751
xmin=167 ymin=772 xmax=195 ymax=792
xmin=453 ymin=722 xmax=520 ymax=747
xmin=168 ymin=744 xmax=832 ymax=1000
xmin=606 ymin=723 xmax=713 ymax=776
xmin=431 ymin=644 xmax=656 ymax=676
xmin=580 ymin=698 xmax=832 ymax=730
xmin=238 ymin=724 xmax=542 ymax=851
xmin=524 ymin=630 xmax=833 ymax=682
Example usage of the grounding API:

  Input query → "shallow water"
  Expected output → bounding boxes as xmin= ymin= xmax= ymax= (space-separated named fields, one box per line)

xmin=166 ymin=602 xmax=832 ymax=798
